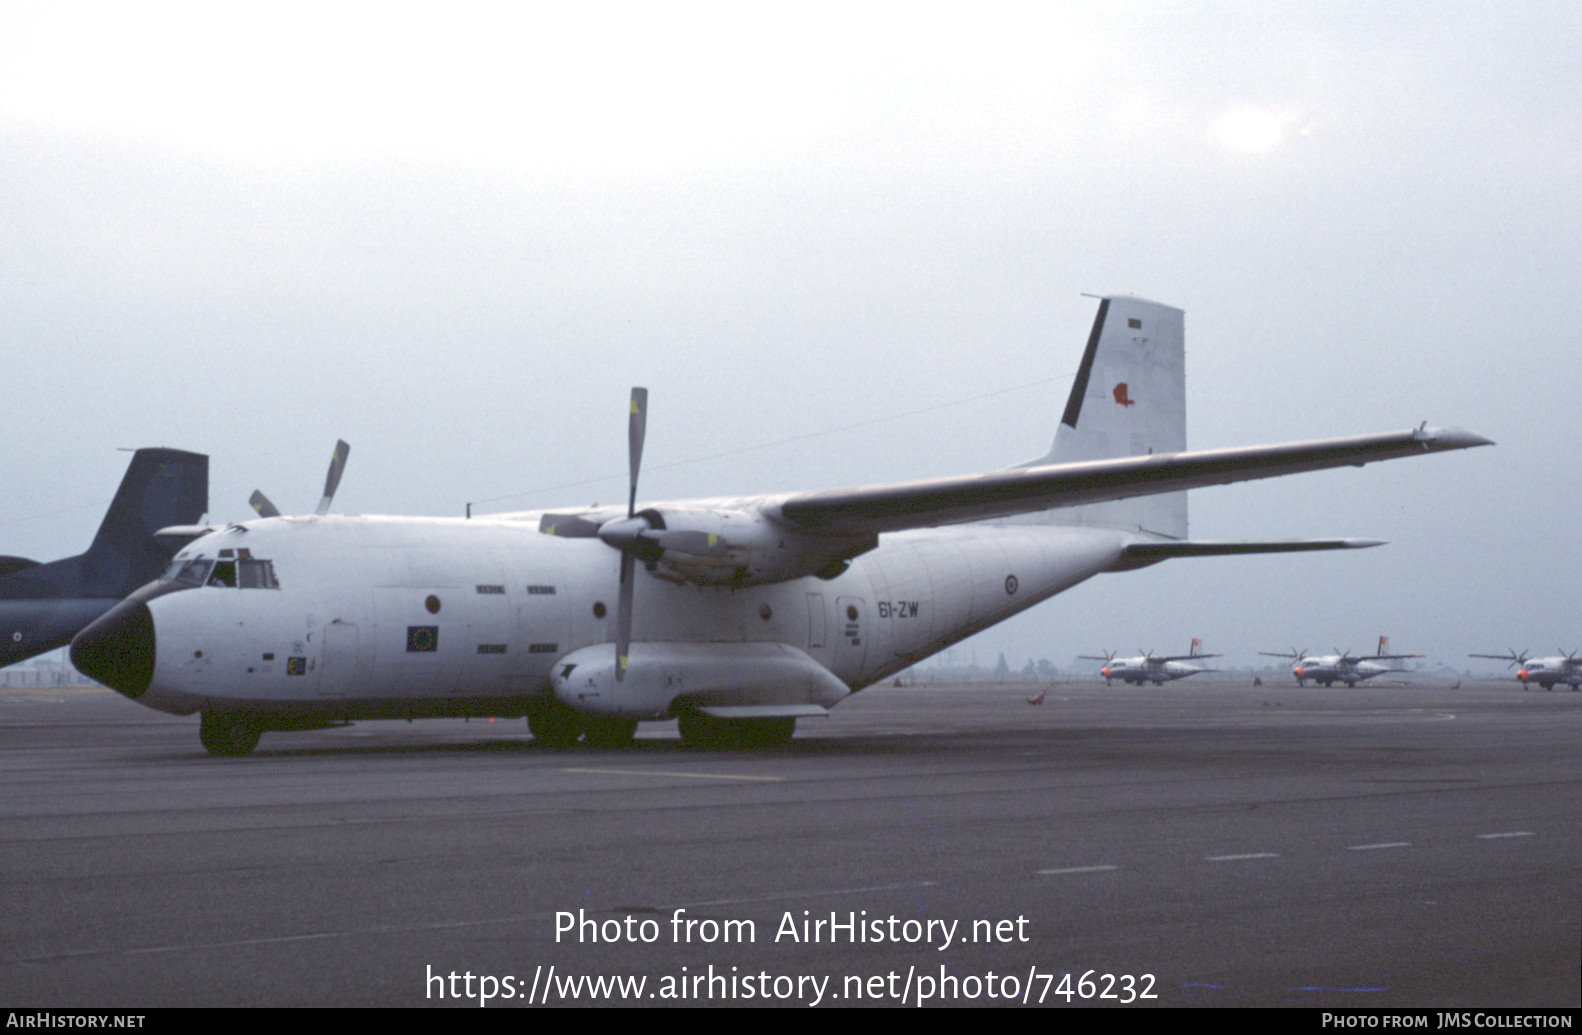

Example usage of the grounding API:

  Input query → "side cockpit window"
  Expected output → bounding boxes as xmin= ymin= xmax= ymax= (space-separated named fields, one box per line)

xmin=238 ymin=559 xmax=279 ymax=589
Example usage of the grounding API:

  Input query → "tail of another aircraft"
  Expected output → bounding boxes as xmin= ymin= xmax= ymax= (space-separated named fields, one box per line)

xmin=1024 ymin=296 xmax=1187 ymax=538
xmin=78 ymin=449 xmax=209 ymax=597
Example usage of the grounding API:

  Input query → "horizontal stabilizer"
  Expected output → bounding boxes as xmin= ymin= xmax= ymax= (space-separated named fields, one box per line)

xmin=0 ymin=556 xmax=43 ymax=578
xmin=154 ymin=524 xmax=221 ymax=550
xmin=1122 ymin=538 xmax=1384 ymax=560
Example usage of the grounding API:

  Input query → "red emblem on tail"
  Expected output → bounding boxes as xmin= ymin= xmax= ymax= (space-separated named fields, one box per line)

xmin=1112 ymin=383 xmax=1135 ymax=407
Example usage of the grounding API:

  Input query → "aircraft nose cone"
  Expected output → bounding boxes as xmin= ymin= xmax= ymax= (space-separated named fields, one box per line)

xmin=71 ymin=600 xmax=155 ymax=698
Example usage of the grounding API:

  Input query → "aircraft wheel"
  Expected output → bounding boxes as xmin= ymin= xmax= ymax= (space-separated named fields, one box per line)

xmin=581 ymin=717 xmax=638 ymax=747
xmin=738 ymin=716 xmax=796 ymax=747
xmin=679 ymin=713 xmax=795 ymax=748
xmin=527 ymin=703 xmax=583 ymax=747
xmin=200 ymin=712 xmax=261 ymax=756
xmin=677 ymin=712 xmax=730 ymax=748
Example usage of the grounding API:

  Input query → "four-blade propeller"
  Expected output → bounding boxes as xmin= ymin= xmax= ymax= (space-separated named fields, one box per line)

xmin=250 ymin=440 xmax=351 ymax=518
xmin=537 ymin=389 xmax=724 ymax=681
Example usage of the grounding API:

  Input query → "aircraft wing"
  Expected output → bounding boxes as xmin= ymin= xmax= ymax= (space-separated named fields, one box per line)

xmin=775 ymin=426 xmax=1490 ymax=537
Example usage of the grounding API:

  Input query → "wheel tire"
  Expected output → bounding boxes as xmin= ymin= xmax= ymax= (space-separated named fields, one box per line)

xmin=199 ymin=712 xmax=261 ymax=756
xmin=677 ymin=713 xmax=794 ymax=749
xmin=526 ymin=703 xmax=583 ymax=747
xmin=738 ymin=716 xmax=796 ymax=747
xmin=581 ymin=717 xmax=638 ymax=747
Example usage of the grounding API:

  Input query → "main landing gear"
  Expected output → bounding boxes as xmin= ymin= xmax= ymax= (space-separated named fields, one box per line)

xmin=199 ymin=712 xmax=262 ymax=756
xmin=677 ymin=712 xmax=796 ymax=749
xmin=525 ymin=702 xmax=637 ymax=748
xmin=526 ymin=702 xmax=798 ymax=749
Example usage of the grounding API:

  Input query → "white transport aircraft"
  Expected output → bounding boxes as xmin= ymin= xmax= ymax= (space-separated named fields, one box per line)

xmin=1081 ymin=639 xmax=1220 ymax=686
xmin=1259 ymin=636 xmax=1424 ymax=687
xmin=70 ymin=297 xmax=1491 ymax=754
xmin=1467 ymin=650 xmax=1582 ymax=691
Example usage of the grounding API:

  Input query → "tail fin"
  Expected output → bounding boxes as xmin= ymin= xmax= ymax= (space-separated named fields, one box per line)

xmin=1028 ymin=296 xmax=1187 ymax=538
xmin=80 ymin=449 xmax=208 ymax=596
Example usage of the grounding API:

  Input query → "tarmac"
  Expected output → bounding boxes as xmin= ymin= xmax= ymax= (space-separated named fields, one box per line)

xmin=1 ymin=678 xmax=1577 ymax=1007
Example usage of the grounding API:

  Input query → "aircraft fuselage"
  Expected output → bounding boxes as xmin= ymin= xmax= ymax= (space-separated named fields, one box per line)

xmin=1515 ymin=660 xmax=1582 ymax=691
xmin=1101 ymin=660 xmax=1203 ymax=686
xmin=88 ymin=514 xmax=1131 ymax=721
xmin=1292 ymin=659 xmax=1398 ymax=687
xmin=0 ymin=598 xmax=122 ymax=667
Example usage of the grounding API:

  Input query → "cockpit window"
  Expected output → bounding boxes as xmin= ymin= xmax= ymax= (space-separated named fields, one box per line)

xmin=161 ymin=556 xmax=279 ymax=589
xmin=238 ymin=559 xmax=279 ymax=589
xmin=164 ymin=558 xmax=213 ymax=586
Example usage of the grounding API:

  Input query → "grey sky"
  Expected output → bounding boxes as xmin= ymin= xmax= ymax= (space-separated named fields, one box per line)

xmin=1 ymin=3 xmax=1575 ymax=673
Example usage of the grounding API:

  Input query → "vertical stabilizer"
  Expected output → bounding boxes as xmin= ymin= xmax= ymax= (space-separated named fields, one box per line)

xmin=1027 ymin=296 xmax=1187 ymax=538
xmin=80 ymin=449 xmax=209 ymax=596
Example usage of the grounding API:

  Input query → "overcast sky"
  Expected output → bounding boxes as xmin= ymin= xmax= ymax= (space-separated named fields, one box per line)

xmin=1 ymin=2 xmax=1575 ymax=675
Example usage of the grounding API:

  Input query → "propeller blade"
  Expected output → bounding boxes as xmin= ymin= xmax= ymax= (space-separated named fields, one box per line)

xmin=315 ymin=440 xmax=350 ymax=516
xmin=627 ymin=388 xmax=648 ymax=519
xmin=539 ymin=513 xmax=604 ymax=538
xmin=250 ymin=490 xmax=282 ymax=519
xmin=615 ymin=550 xmax=635 ymax=682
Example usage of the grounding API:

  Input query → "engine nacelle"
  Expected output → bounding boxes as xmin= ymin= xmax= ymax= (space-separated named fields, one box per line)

xmin=551 ymin=641 xmax=851 ymax=718
xmin=639 ymin=507 xmax=876 ymax=587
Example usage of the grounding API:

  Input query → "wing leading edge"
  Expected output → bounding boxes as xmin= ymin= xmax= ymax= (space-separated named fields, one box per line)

xmin=775 ymin=425 xmax=1491 ymax=537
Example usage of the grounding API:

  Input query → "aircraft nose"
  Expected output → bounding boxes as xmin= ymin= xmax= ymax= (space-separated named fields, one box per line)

xmin=71 ymin=600 xmax=155 ymax=698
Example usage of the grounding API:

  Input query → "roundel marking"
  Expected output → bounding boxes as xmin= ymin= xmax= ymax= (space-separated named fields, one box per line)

xmin=1004 ymin=575 xmax=1019 ymax=596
